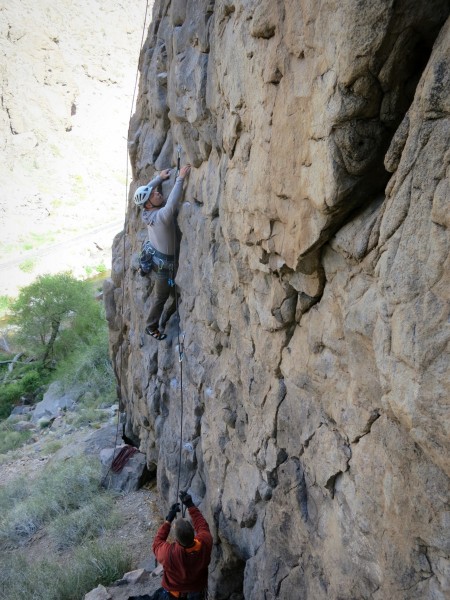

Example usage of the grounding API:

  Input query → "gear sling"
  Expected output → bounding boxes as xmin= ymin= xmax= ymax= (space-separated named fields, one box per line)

xmin=139 ymin=241 xmax=175 ymax=286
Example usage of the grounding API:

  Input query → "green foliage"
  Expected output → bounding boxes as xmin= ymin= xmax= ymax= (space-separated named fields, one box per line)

xmin=0 ymin=295 xmax=12 ymax=313
xmin=1 ymin=296 xmax=113 ymax=425
xmin=0 ymin=541 xmax=131 ymax=600
xmin=18 ymin=258 xmax=35 ymax=273
xmin=20 ymin=368 xmax=43 ymax=393
xmin=11 ymin=272 xmax=104 ymax=365
xmin=66 ymin=406 xmax=109 ymax=428
xmin=0 ymin=422 xmax=32 ymax=454
xmin=48 ymin=494 xmax=119 ymax=549
xmin=0 ymin=382 xmax=22 ymax=420
xmin=0 ymin=456 xmax=102 ymax=548
xmin=84 ymin=263 xmax=107 ymax=277
xmin=54 ymin=327 xmax=115 ymax=405
xmin=41 ymin=440 xmax=63 ymax=454
xmin=95 ymin=263 xmax=107 ymax=274
xmin=0 ymin=363 xmax=50 ymax=420
xmin=0 ymin=471 xmax=29 ymax=512
xmin=0 ymin=455 xmax=128 ymax=599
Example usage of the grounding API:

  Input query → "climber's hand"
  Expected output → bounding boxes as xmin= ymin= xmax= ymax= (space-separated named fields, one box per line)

xmin=160 ymin=169 xmax=171 ymax=180
xmin=179 ymin=490 xmax=194 ymax=508
xmin=165 ymin=502 xmax=181 ymax=523
xmin=179 ymin=164 xmax=191 ymax=179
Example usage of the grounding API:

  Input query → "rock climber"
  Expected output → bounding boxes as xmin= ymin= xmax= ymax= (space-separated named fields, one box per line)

xmin=152 ymin=491 xmax=213 ymax=599
xmin=134 ymin=163 xmax=191 ymax=341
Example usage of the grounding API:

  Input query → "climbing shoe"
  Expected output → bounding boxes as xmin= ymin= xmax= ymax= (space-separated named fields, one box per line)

xmin=145 ymin=326 xmax=167 ymax=341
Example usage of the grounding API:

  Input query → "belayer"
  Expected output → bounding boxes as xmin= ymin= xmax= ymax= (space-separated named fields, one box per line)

xmin=134 ymin=163 xmax=191 ymax=340
xmin=151 ymin=491 xmax=213 ymax=599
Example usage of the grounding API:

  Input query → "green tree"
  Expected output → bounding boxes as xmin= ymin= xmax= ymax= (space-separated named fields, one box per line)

xmin=12 ymin=273 xmax=103 ymax=367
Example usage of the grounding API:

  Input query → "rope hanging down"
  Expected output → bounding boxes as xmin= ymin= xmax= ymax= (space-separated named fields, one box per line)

xmin=172 ymin=145 xmax=187 ymax=517
xmin=102 ymin=0 xmax=150 ymax=487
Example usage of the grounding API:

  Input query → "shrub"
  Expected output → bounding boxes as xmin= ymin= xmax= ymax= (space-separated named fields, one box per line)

xmin=0 ymin=295 xmax=12 ymax=314
xmin=0 ymin=381 xmax=22 ymax=419
xmin=18 ymin=258 xmax=35 ymax=273
xmin=54 ymin=328 xmax=115 ymax=406
xmin=48 ymin=495 xmax=119 ymax=549
xmin=0 ymin=456 xmax=101 ymax=548
xmin=95 ymin=263 xmax=107 ymax=274
xmin=0 ymin=363 xmax=50 ymax=420
xmin=0 ymin=472 xmax=29 ymax=513
xmin=0 ymin=541 xmax=131 ymax=600
xmin=67 ymin=406 xmax=110 ymax=428
xmin=0 ymin=423 xmax=32 ymax=454
xmin=20 ymin=369 xmax=44 ymax=393
xmin=41 ymin=440 xmax=63 ymax=454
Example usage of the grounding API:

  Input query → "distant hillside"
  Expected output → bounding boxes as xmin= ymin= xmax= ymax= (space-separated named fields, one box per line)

xmin=0 ymin=0 xmax=153 ymax=295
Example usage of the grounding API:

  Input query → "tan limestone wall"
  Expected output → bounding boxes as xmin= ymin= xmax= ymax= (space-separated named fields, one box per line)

xmin=105 ymin=2 xmax=450 ymax=598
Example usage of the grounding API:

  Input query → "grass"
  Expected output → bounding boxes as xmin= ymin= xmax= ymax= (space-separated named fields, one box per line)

xmin=0 ymin=422 xmax=32 ymax=454
xmin=0 ymin=229 xmax=62 ymax=262
xmin=95 ymin=262 xmax=107 ymax=274
xmin=0 ymin=277 xmax=130 ymax=598
xmin=30 ymin=231 xmax=56 ymax=245
xmin=66 ymin=406 xmax=110 ymax=428
xmin=54 ymin=328 xmax=116 ymax=407
xmin=84 ymin=263 xmax=108 ymax=277
xmin=0 ymin=540 xmax=131 ymax=600
xmin=48 ymin=494 xmax=120 ymax=549
xmin=0 ymin=364 xmax=50 ymax=421
xmin=0 ymin=456 xmax=101 ymax=548
xmin=18 ymin=258 xmax=36 ymax=273
xmin=0 ymin=455 xmax=121 ymax=550
xmin=0 ymin=455 xmax=128 ymax=599
xmin=41 ymin=440 xmax=63 ymax=454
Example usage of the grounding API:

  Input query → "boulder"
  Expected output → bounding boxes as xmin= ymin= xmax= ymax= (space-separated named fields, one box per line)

xmin=31 ymin=381 xmax=80 ymax=423
xmin=84 ymin=585 xmax=111 ymax=600
xmin=100 ymin=446 xmax=148 ymax=493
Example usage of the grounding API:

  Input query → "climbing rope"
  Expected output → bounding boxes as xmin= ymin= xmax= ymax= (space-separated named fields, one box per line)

xmin=172 ymin=145 xmax=187 ymax=518
xmin=102 ymin=0 xmax=150 ymax=487
xmin=111 ymin=444 xmax=139 ymax=473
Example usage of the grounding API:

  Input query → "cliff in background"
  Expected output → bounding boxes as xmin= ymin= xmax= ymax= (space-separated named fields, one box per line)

xmin=0 ymin=0 xmax=147 ymax=294
xmin=105 ymin=2 xmax=450 ymax=598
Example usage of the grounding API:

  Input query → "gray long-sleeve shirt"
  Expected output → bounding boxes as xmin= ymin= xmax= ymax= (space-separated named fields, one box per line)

xmin=141 ymin=175 xmax=185 ymax=256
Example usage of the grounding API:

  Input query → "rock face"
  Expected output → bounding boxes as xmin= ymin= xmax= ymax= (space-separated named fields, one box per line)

xmin=106 ymin=2 xmax=450 ymax=598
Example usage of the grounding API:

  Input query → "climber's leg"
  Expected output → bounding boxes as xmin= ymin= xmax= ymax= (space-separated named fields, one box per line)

xmin=160 ymin=285 xmax=177 ymax=330
xmin=146 ymin=277 xmax=171 ymax=332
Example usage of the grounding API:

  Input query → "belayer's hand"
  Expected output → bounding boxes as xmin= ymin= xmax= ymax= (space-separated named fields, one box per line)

xmin=165 ymin=502 xmax=181 ymax=523
xmin=179 ymin=490 xmax=194 ymax=508
xmin=160 ymin=169 xmax=171 ymax=180
xmin=179 ymin=164 xmax=191 ymax=179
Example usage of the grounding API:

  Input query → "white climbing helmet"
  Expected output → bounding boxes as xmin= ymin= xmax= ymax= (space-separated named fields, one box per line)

xmin=134 ymin=183 xmax=155 ymax=207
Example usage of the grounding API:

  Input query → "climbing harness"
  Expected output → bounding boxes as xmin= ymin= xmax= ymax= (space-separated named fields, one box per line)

xmin=139 ymin=241 xmax=175 ymax=281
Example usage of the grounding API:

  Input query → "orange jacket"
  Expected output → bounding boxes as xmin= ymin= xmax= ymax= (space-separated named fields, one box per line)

xmin=152 ymin=506 xmax=213 ymax=593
